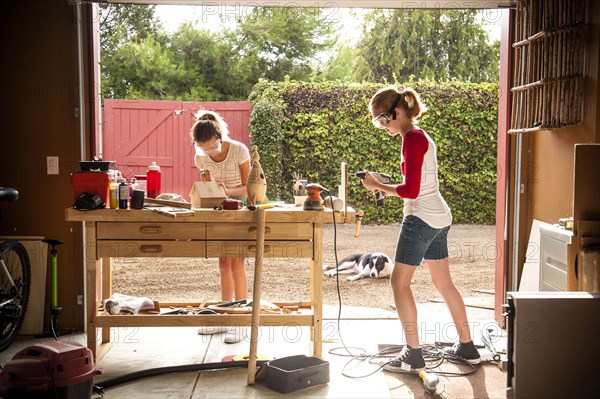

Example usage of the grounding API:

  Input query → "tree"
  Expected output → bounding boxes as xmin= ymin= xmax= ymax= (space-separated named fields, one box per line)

xmin=99 ymin=5 xmax=339 ymax=100
xmin=312 ymin=43 xmax=360 ymax=82
xmin=232 ymin=7 xmax=338 ymax=83
xmin=106 ymin=37 xmax=189 ymax=100
xmin=98 ymin=3 xmax=162 ymax=51
xmin=99 ymin=3 xmax=167 ymax=99
xmin=353 ymin=9 xmax=499 ymax=83
xmin=168 ymin=23 xmax=238 ymax=100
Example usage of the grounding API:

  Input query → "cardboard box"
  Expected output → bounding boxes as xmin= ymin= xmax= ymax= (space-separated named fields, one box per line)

xmin=189 ymin=181 xmax=226 ymax=208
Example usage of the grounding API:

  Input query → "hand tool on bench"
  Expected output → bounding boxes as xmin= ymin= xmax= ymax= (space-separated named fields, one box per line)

xmin=247 ymin=207 xmax=266 ymax=385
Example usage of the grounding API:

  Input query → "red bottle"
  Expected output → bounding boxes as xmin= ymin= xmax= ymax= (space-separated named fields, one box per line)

xmin=146 ymin=162 xmax=161 ymax=198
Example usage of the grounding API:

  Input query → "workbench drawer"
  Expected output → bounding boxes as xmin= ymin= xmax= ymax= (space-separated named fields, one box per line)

xmin=97 ymin=240 xmax=206 ymax=258
xmin=206 ymin=241 xmax=313 ymax=259
xmin=97 ymin=222 xmax=206 ymax=240
xmin=206 ymin=223 xmax=312 ymax=240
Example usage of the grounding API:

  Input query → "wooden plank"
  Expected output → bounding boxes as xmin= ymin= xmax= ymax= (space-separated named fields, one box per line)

xmin=311 ymin=223 xmax=324 ymax=358
xmin=149 ymin=207 xmax=195 ymax=218
xmin=144 ymin=197 xmax=193 ymax=209
xmin=101 ymin=257 xmax=112 ymax=344
xmin=66 ymin=207 xmax=354 ymax=224
xmin=94 ymin=313 xmax=314 ymax=328
xmin=248 ymin=208 xmax=266 ymax=385
xmin=472 ymin=289 xmax=495 ymax=295
xmin=85 ymin=221 xmax=99 ymax=360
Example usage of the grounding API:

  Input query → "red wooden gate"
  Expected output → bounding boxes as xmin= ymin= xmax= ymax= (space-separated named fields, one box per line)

xmin=102 ymin=100 xmax=252 ymax=200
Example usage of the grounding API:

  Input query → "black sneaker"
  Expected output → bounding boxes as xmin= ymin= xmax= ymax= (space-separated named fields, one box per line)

xmin=444 ymin=341 xmax=481 ymax=364
xmin=383 ymin=345 xmax=426 ymax=372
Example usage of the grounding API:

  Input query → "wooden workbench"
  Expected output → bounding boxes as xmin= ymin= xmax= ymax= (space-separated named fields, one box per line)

xmin=65 ymin=206 xmax=353 ymax=364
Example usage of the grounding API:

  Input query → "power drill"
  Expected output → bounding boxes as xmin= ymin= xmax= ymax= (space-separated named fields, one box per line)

xmin=355 ymin=171 xmax=392 ymax=206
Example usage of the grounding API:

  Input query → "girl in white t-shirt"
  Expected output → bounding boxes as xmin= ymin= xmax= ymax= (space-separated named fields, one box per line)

xmin=191 ymin=110 xmax=251 ymax=343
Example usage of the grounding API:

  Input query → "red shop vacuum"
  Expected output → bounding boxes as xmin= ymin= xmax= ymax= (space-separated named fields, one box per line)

xmin=0 ymin=341 xmax=101 ymax=399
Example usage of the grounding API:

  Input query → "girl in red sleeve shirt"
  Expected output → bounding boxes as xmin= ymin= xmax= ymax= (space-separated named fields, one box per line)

xmin=361 ymin=86 xmax=481 ymax=372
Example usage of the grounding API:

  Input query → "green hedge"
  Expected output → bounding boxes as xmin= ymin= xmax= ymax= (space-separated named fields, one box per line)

xmin=248 ymin=80 xmax=498 ymax=224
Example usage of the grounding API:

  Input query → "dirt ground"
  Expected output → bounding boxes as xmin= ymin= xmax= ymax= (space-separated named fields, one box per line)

xmin=112 ymin=223 xmax=496 ymax=311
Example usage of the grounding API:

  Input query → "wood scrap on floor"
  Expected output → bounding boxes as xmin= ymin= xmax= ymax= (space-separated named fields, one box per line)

xmin=428 ymin=296 xmax=494 ymax=310
xmin=472 ymin=289 xmax=495 ymax=295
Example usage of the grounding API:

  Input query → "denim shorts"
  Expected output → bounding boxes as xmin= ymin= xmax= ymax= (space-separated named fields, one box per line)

xmin=395 ymin=215 xmax=450 ymax=266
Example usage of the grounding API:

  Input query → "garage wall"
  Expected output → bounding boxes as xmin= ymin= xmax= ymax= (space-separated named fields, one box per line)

xmin=0 ymin=0 xmax=91 ymax=331
xmin=511 ymin=0 xmax=600 ymax=289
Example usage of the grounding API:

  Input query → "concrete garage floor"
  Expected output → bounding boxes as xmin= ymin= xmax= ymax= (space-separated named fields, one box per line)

xmin=2 ymin=303 xmax=506 ymax=399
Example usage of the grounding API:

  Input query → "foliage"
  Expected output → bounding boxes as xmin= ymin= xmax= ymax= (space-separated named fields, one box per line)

xmin=99 ymin=6 xmax=499 ymax=101
xmin=98 ymin=4 xmax=167 ymax=99
xmin=99 ymin=5 xmax=338 ymax=100
xmin=233 ymin=7 xmax=338 ymax=83
xmin=107 ymin=36 xmax=187 ymax=100
xmin=168 ymin=23 xmax=244 ymax=100
xmin=352 ymin=9 xmax=499 ymax=83
xmin=312 ymin=44 xmax=360 ymax=82
xmin=248 ymin=80 xmax=498 ymax=224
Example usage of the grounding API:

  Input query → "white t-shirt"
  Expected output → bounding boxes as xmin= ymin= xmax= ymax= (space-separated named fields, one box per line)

xmin=194 ymin=140 xmax=250 ymax=189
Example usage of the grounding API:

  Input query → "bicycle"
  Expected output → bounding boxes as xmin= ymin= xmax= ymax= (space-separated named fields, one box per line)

xmin=0 ymin=187 xmax=31 ymax=352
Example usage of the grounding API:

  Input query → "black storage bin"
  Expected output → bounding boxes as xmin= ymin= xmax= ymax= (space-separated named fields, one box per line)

xmin=266 ymin=355 xmax=329 ymax=393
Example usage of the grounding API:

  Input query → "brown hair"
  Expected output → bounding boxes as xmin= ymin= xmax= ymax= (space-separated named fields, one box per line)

xmin=190 ymin=110 xmax=229 ymax=144
xmin=369 ymin=86 xmax=427 ymax=122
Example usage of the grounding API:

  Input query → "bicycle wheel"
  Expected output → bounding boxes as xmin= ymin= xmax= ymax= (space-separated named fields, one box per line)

xmin=0 ymin=240 xmax=31 ymax=352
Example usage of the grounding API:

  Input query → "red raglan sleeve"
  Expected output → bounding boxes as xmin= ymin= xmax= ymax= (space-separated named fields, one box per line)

xmin=395 ymin=131 xmax=428 ymax=199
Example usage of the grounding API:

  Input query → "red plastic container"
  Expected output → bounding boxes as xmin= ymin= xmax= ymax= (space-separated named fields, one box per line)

xmin=0 ymin=341 xmax=101 ymax=399
xmin=146 ymin=162 xmax=161 ymax=198
xmin=71 ymin=171 xmax=110 ymax=204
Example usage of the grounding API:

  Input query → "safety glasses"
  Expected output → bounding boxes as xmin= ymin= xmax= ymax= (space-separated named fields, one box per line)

xmin=194 ymin=138 xmax=222 ymax=155
xmin=371 ymin=93 xmax=403 ymax=129
xmin=372 ymin=112 xmax=392 ymax=129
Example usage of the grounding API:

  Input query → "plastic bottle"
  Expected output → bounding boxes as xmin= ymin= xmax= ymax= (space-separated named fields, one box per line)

xmin=118 ymin=179 xmax=129 ymax=209
xmin=134 ymin=174 xmax=147 ymax=195
xmin=129 ymin=177 xmax=138 ymax=197
xmin=146 ymin=162 xmax=161 ymax=198
xmin=109 ymin=172 xmax=119 ymax=209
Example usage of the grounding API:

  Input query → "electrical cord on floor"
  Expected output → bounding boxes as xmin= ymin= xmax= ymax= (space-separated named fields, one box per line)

xmin=321 ymin=188 xmax=376 ymax=378
xmin=92 ymin=360 xmax=268 ymax=396
xmin=336 ymin=343 xmax=486 ymax=380
xmin=321 ymin=194 xmax=492 ymax=381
